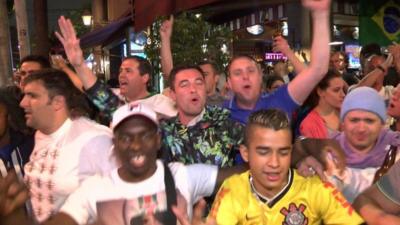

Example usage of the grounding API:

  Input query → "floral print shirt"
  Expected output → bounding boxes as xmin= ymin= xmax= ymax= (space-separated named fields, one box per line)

xmin=160 ymin=106 xmax=244 ymax=167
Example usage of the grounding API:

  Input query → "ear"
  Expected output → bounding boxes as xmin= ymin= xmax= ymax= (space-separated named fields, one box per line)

xmin=51 ymin=95 xmax=65 ymax=111
xmin=239 ymin=144 xmax=249 ymax=163
xmin=316 ymin=87 xmax=323 ymax=97
xmin=142 ymin=73 xmax=150 ymax=84
xmin=214 ymin=74 xmax=220 ymax=85
xmin=169 ymin=88 xmax=177 ymax=102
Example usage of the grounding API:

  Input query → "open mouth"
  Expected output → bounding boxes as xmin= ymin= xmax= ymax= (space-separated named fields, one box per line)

xmin=243 ymin=84 xmax=251 ymax=90
xmin=129 ymin=154 xmax=146 ymax=167
xmin=264 ymin=172 xmax=280 ymax=182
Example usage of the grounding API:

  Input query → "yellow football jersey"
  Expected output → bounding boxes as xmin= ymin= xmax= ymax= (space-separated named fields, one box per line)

xmin=210 ymin=169 xmax=364 ymax=225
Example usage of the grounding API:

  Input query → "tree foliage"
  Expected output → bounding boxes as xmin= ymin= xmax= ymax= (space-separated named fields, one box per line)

xmin=144 ymin=12 xmax=234 ymax=86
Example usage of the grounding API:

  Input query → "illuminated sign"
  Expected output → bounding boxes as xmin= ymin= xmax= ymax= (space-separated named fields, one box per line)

xmin=265 ymin=53 xmax=287 ymax=61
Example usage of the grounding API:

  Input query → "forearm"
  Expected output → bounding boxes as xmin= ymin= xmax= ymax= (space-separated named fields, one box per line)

xmin=353 ymin=68 xmax=383 ymax=89
xmin=60 ymin=66 xmax=84 ymax=92
xmin=85 ymin=79 xmax=122 ymax=122
xmin=287 ymin=9 xmax=330 ymax=104
xmin=308 ymin=10 xmax=330 ymax=78
xmin=73 ymin=63 xmax=97 ymax=90
xmin=354 ymin=194 xmax=400 ymax=225
xmin=160 ymin=37 xmax=173 ymax=81
xmin=285 ymin=49 xmax=307 ymax=74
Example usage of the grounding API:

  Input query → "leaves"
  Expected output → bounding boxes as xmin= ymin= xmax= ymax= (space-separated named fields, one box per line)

xmin=144 ymin=12 xmax=233 ymax=86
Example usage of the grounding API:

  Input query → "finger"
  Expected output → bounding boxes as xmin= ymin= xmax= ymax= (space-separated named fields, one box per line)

xmin=170 ymin=14 xmax=174 ymax=23
xmin=58 ymin=16 xmax=69 ymax=38
xmin=313 ymin=164 xmax=327 ymax=181
xmin=54 ymin=31 xmax=65 ymax=45
xmin=192 ymin=199 xmax=207 ymax=222
xmin=172 ymin=205 xmax=190 ymax=225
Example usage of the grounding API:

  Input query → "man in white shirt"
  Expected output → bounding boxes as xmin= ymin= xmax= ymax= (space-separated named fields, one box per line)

xmin=19 ymin=69 xmax=116 ymax=222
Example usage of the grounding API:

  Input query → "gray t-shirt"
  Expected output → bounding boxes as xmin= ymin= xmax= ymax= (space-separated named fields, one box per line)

xmin=377 ymin=160 xmax=400 ymax=205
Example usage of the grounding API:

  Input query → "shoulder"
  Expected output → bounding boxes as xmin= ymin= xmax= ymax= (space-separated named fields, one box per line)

xmin=219 ymin=171 xmax=250 ymax=196
xmin=71 ymin=117 xmax=112 ymax=136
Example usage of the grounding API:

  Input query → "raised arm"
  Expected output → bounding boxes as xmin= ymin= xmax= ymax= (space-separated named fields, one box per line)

xmin=55 ymin=16 xmax=97 ymax=89
xmin=51 ymin=55 xmax=84 ymax=92
xmin=273 ymin=35 xmax=307 ymax=74
xmin=160 ymin=15 xmax=174 ymax=81
xmin=287 ymin=0 xmax=330 ymax=104
xmin=350 ymin=54 xmax=393 ymax=91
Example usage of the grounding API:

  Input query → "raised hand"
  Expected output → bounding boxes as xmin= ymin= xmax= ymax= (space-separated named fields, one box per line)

xmin=160 ymin=15 xmax=174 ymax=41
xmin=302 ymin=0 xmax=331 ymax=12
xmin=272 ymin=36 xmax=291 ymax=56
xmin=55 ymin=16 xmax=85 ymax=67
xmin=0 ymin=171 xmax=29 ymax=217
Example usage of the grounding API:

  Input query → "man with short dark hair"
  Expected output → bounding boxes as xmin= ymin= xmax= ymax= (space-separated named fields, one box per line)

xmin=210 ymin=109 xmax=364 ymax=224
xmin=19 ymin=69 xmax=116 ymax=222
xmin=198 ymin=61 xmax=226 ymax=106
xmin=162 ymin=65 xmax=243 ymax=167
xmin=56 ymin=17 xmax=176 ymax=123
xmin=17 ymin=55 xmax=51 ymax=89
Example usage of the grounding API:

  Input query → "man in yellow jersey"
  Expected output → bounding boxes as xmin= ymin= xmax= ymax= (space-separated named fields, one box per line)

xmin=210 ymin=109 xmax=365 ymax=225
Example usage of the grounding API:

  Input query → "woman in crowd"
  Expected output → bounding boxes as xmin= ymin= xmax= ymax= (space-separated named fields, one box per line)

xmin=299 ymin=70 xmax=346 ymax=138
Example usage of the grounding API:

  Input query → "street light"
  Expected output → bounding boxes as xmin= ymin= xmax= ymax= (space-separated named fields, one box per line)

xmin=82 ymin=10 xmax=92 ymax=26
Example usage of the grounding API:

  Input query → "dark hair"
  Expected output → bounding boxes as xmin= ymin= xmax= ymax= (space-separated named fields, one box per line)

xmin=20 ymin=55 xmax=51 ymax=69
xmin=244 ymin=109 xmax=290 ymax=146
xmin=198 ymin=61 xmax=219 ymax=74
xmin=168 ymin=65 xmax=204 ymax=91
xmin=265 ymin=75 xmax=285 ymax=91
xmin=226 ymin=54 xmax=258 ymax=77
xmin=360 ymin=43 xmax=382 ymax=59
xmin=122 ymin=56 xmax=153 ymax=78
xmin=304 ymin=70 xmax=343 ymax=108
xmin=330 ymin=51 xmax=349 ymax=66
xmin=0 ymin=86 xmax=33 ymax=135
xmin=22 ymin=69 xmax=91 ymax=118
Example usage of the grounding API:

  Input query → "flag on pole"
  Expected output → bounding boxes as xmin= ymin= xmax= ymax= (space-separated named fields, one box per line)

xmin=359 ymin=0 xmax=400 ymax=46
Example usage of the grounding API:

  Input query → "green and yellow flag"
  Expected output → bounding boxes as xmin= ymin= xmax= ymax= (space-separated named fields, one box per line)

xmin=359 ymin=0 xmax=400 ymax=46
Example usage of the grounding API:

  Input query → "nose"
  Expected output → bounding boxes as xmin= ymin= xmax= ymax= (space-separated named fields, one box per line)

xmin=356 ymin=121 xmax=367 ymax=132
xmin=128 ymin=136 xmax=142 ymax=152
xmin=268 ymin=152 xmax=280 ymax=168
xmin=20 ymin=96 xmax=28 ymax=109
xmin=242 ymin=72 xmax=250 ymax=80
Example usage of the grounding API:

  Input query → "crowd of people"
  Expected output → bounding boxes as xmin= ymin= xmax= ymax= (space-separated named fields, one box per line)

xmin=1 ymin=0 xmax=400 ymax=224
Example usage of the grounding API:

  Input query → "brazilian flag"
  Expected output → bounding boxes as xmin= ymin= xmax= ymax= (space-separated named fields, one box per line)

xmin=359 ymin=0 xmax=400 ymax=46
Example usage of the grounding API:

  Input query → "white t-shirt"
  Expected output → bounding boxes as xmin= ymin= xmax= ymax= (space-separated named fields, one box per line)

xmin=60 ymin=160 xmax=218 ymax=225
xmin=24 ymin=117 xmax=117 ymax=222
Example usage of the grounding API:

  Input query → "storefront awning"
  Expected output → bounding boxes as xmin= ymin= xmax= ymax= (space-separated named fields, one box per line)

xmin=79 ymin=15 xmax=132 ymax=49
xmin=134 ymin=0 xmax=224 ymax=31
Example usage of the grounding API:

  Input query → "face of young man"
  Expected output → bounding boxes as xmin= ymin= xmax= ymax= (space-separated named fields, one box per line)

xmin=19 ymin=61 xmax=43 ymax=88
xmin=171 ymin=68 xmax=207 ymax=124
xmin=20 ymin=81 xmax=58 ymax=134
xmin=228 ymin=57 xmax=263 ymax=108
xmin=113 ymin=116 xmax=160 ymax=183
xmin=342 ymin=110 xmax=383 ymax=153
xmin=240 ymin=125 xmax=292 ymax=198
xmin=199 ymin=63 xmax=219 ymax=96
xmin=118 ymin=59 xmax=149 ymax=101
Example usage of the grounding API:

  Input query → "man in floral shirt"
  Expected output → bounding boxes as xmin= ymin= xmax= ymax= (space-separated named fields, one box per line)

xmin=161 ymin=65 xmax=244 ymax=167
